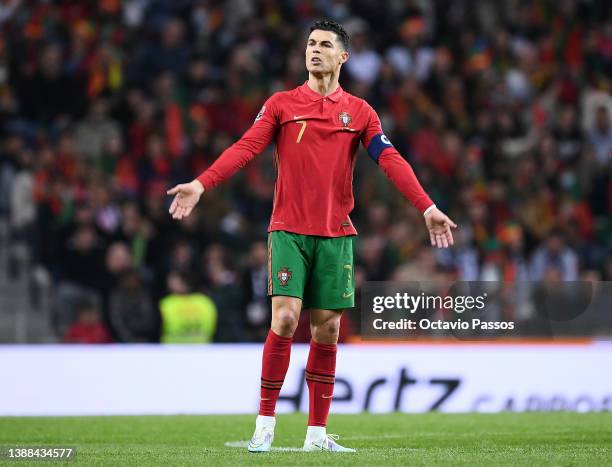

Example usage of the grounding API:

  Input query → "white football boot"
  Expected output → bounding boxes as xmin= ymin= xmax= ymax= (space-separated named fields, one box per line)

xmin=303 ymin=427 xmax=356 ymax=452
xmin=247 ymin=415 xmax=275 ymax=453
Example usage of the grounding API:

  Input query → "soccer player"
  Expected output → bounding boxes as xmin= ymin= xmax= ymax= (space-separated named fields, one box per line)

xmin=167 ymin=19 xmax=456 ymax=452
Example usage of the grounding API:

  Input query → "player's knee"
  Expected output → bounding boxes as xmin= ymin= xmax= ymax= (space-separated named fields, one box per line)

xmin=271 ymin=307 xmax=299 ymax=336
xmin=312 ymin=318 xmax=340 ymax=343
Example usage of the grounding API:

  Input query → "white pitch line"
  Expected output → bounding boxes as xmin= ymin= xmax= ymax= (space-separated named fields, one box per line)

xmin=225 ymin=441 xmax=303 ymax=452
xmin=342 ymin=434 xmax=408 ymax=440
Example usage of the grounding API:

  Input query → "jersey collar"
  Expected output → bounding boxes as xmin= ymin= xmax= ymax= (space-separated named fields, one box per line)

xmin=300 ymin=81 xmax=343 ymax=102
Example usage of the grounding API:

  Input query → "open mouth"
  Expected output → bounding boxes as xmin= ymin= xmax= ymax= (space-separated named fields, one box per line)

xmin=311 ymin=57 xmax=322 ymax=64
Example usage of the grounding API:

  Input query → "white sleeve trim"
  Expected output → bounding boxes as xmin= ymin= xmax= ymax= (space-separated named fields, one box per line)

xmin=423 ymin=204 xmax=436 ymax=217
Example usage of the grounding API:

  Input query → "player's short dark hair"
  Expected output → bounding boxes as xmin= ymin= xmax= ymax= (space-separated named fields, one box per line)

xmin=309 ymin=19 xmax=349 ymax=50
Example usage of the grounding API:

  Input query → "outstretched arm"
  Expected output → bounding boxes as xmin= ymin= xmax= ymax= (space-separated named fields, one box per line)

xmin=167 ymin=97 xmax=279 ymax=220
xmin=361 ymin=105 xmax=457 ymax=248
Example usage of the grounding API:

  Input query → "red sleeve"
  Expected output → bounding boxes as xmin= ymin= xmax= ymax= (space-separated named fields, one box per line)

xmin=361 ymin=104 xmax=434 ymax=214
xmin=197 ymin=95 xmax=279 ymax=190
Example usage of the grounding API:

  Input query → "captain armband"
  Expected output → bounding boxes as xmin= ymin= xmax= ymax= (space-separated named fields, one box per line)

xmin=366 ymin=133 xmax=393 ymax=163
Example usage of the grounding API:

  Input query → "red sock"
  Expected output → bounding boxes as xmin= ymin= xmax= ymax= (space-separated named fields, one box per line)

xmin=259 ymin=330 xmax=292 ymax=416
xmin=305 ymin=339 xmax=337 ymax=427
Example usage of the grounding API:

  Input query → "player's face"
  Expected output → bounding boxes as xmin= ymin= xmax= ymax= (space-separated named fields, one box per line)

xmin=305 ymin=29 xmax=348 ymax=75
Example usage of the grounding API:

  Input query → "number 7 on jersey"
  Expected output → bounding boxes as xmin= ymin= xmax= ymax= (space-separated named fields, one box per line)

xmin=295 ymin=120 xmax=307 ymax=143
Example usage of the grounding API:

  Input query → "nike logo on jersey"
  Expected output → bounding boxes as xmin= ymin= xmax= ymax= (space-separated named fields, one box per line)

xmin=342 ymin=291 xmax=354 ymax=298
xmin=321 ymin=394 xmax=333 ymax=399
xmin=293 ymin=115 xmax=307 ymax=119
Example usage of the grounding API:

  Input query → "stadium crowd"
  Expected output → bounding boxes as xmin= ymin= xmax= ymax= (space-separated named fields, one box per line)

xmin=0 ymin=0 xmax=610 ymax=343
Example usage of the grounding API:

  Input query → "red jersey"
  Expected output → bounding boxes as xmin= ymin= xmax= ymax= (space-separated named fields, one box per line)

xmin=197 ymin=82 xmax=434 ymax=237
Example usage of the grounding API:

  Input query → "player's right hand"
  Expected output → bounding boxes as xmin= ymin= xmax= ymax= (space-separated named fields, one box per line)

xmin=167 ymin=180 xmax=205 ymax=220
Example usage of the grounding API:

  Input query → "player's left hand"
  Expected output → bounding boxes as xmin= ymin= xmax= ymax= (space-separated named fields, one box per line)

xmin=424 ymin=207 xmax=457 ymax=248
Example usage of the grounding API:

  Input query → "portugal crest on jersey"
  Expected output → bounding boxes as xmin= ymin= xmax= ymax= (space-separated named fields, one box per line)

xmin=339 ymin=111 xmax=352 ymax=127
xmin=277 ymin=267 xmax=292 ymax=286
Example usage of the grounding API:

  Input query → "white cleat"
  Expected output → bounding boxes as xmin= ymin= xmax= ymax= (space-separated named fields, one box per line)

xmin=303 ymin=434 xmax=356 ymax=452
xmin=247 ymin=417 xmax=275 ymax=453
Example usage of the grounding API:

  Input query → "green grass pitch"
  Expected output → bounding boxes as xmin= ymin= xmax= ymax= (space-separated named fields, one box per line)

xmin=1 ymin=413 xmax=611 ymax=465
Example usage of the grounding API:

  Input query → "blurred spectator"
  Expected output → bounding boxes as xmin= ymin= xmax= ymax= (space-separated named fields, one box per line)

xmin=241 ymin=240 xmax=271 ymax=341
xmin=133 ymin=18 xmax=190 ymax=79
xmin=52 ymin=226 xmax=105 ymax=335
xmin=203 ymin=244 xmax=247 ymax=342
xmin=63 ymin=300 xmax=112 ymax=344
xmin=105 ymin=242 xmax=134 ymax=284
xmin=113 ymin=201 xmax=153 ymax=268
xmin=386 ymin=16 xmax=434 ymax=81
xmin=109 ymin=269 xmax=159 ymax=343
xmin=74 ymin=99 xmax=121 ymax=162
xmin=588 ymin=106 xmax=612 ymax=166
xmin=0 ymin=136 xmax=23 ymax=217
xmin=16 ymin=43 xmax=85 ymax=124
xmin=160 ymin=270 xmax=217 ymax=344
xmin=0 ymin=0 xmax=611 ymax=342
xmin=60 ymin=226 xmax=106 ymax=290
xmin=553 ymin=106 xmax=583 ymax=166
xmin=8 ymin=148 xmax=35 ymax=278
xmin=344 ymin=19 xmax=381 ymax=85
xmin=530 ymin=230 xmax=579 ymax=281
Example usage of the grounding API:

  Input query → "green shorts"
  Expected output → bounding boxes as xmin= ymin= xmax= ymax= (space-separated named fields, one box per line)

xmin=267 ymin=231 xmax=355 ymax=310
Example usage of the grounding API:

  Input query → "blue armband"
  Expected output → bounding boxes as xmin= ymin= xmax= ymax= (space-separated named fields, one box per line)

xmin=367 ymin=133 xmax=393 ymax=163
